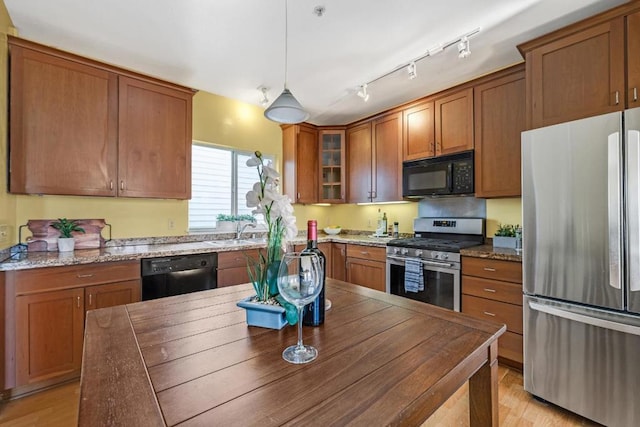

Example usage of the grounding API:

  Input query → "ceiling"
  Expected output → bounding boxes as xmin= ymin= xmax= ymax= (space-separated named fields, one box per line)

xmin=4 ymin=0 xmax=630 ymax=126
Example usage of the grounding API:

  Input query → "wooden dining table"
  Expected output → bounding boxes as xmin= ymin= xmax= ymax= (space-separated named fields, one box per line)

xmin=78 ymin=279 xmax=505 ymax=426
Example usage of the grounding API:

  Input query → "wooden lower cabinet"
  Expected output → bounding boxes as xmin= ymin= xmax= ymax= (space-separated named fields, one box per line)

xmin=16 ymin=288 xmax=85 ymax=386
xmin=345 ymin=244 xmax=386 ymax=292
xmin=217 ymin=249 xmax=260 ymax=287
xmin=86 ymin=280 xmax=141 ymax=310
xmin=461 ymin=256 xmax=523 ymax=369
xmin=331 ymin=243 xmax=346 ymax=281
xmin=7 ymin=261 xmax=141 ymax=390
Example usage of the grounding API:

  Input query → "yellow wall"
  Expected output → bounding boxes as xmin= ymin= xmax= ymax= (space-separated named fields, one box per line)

xmin=0 ymin=3 xmax=15 ymax=245
xmin=486 ymin=198 xmax=522 ymax=236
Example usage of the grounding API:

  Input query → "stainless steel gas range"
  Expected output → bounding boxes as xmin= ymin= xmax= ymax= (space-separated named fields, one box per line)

xmin=386 ymin=217 xmax=485 ymax=311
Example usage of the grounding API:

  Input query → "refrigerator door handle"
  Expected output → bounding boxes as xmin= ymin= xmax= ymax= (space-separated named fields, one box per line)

xmin=529 ymin=301 xmax=640 ymax=336
xmin=608 ymin=132 xmax=622 ymax=290
xmin=628 ymin=130 xmax=640 ymax=292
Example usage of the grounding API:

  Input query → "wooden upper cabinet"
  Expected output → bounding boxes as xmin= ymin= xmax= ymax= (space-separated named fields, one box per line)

xmin=627 ymin=11 xmax=640 ymax=108
xmin=118 ymin=76 xmax=193 ymax=199
xmin=346 ymin=122 xmax=373 ymax=203
xmin=474 ymin=67 xmax=526 ymax=198
xmin=403 ymin=100 xmax=435 ymax=160
xmin=523 ymin=17 xmax=625 ymax=129
xmin=318 ymin=129 xmax=346 ymax=203
xmin=282 ymin=124 xmax=318 ymax=204
xmin=9 ymin=41 xmax=118 ymax=196
xmin=7 ymin=36 xmax=194 ymax=199
xmin=435 ymin=87 xmax=474 ymax=155
xmin=372 ymin=112 xmax=402 ymax=202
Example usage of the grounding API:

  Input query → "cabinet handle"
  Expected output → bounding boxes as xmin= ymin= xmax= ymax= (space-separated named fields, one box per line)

xmin=483 ymin=267 xmax=496 ymax=272
xmin=77 ymin=273 xmax=94 ymax=278
xmin=360 ymin=251 xmax=369 ymax=255
xmin=120 ymin=181 xmax=125 ymax=191
xmin=634 ymin=88 xmax=638 ymax=102
xmin=109 ymin=180 xmax=114 ymax=191
xmin=88 ymin=294 xmax=93 ymax=307
xmin=297 ymin=192 xmax=300 ymax=200
xmin=483 ymin=288 xmax=497 ymax=293
xmin=615 ymin=91 xmax=620 ymax=105
xmin=371 ymin=191 xmax=377 ymax=199
xmin=77 ymin=296 xmax=81 ymax=308
xmin=483 ymin=311 xmax=496 ymax=317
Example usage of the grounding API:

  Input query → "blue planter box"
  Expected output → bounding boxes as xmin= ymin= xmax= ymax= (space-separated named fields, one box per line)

xmin=493 ymin=236 xmax=518 ymax=249
xmin=237 ymin=296 xmax=288 ymax=330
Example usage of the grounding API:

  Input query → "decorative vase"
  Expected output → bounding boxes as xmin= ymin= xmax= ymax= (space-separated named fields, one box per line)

xmin=236 ymin=296 xmax=287 ymax=329
xmin=57 ymin=237 xmax=75 ymax=252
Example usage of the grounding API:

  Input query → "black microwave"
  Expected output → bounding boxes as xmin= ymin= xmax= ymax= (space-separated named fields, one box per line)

xmin=402 ymin=151 xmax=474 ymax=197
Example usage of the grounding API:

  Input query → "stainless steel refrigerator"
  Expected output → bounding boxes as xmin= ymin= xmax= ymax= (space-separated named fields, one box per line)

xmin=522 ymin=108 xmax=640 ymax=427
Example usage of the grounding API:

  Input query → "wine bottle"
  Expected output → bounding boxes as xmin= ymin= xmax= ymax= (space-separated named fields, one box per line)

xmin=302 ymin=219 xmax=326 ymax=326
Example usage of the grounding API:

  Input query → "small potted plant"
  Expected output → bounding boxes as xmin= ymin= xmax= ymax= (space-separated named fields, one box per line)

xmin=51 ymin=218 xmax=85 ymax=252
xmin=493 ymin=223 xmax=520 ymax=249
xmin=216 ymin=214 xmax=237 ymax=232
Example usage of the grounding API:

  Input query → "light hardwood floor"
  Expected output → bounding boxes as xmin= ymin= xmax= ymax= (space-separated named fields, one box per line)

xmin=0 ymin=366 xmax=600 ymax=426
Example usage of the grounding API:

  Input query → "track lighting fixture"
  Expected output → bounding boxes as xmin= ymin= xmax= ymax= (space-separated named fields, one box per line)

xmin=407 ymin=62 xmax=417 ymax=80
xmin=357 ymin=83 xmax=370 ymax=102
xmin=259 ymin=87 xmax=269 ymax=107
xmin=457 ymin=36 xmax=471 ymax=59
xmin=352 ymin=28 xmax=480 ymax=102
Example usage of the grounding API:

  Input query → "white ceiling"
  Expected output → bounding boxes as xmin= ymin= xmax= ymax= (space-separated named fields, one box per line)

xmin=4 ymin=0 xmax=630 ymax=126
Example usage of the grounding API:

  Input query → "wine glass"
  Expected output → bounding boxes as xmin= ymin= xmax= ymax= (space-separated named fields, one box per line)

xmin=277 ymin=252 xmax=323 ymax=364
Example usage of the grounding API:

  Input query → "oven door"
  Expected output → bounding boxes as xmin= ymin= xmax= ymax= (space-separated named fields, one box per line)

xmin=386 ymin=255 xmax=460 ymax=311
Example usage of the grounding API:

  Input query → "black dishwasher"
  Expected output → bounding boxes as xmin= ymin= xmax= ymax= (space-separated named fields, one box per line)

xmin=141 ymin=253 xmax=217 ymax=301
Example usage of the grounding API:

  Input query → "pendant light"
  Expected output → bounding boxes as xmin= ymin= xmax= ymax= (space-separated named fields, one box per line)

xmin=264 ymin=0 xmax=309 ymax=124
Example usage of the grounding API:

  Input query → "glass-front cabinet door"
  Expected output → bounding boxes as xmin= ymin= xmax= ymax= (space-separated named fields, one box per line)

xmin=319 ymin=129 xmax=346 ymax=203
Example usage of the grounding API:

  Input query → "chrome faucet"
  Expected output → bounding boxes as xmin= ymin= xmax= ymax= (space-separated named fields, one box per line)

xmin=236 ymin=222 xmax=257 ymax=239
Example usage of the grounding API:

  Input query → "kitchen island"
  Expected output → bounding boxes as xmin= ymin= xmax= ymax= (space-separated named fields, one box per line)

xmin=79 ymin=279 xmax=505 ymax=426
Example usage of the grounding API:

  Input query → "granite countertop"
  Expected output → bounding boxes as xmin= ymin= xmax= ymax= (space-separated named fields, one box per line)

xmin=0 ymin=233 xmax=394 ymax=271
xmin=460 ymin=244 xmax=523 ymax=263
xmin=0 ymin=233 xmax=521 ymax=271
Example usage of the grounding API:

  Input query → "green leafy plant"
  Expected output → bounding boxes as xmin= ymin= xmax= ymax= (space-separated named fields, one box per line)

xmin=50 ymin=218 xmax=85 ymax=238
xmin=494 ymin=223 xmax=519 ymax=237
xmin=216 ymin=214 xmax=257 ymax=222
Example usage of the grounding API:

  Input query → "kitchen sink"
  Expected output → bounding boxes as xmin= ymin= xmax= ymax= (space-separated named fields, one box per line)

xmin=205 ymin=238 xmax=266 ymax=247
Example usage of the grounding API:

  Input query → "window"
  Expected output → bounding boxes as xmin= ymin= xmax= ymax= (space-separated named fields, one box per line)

xmin=188 ymin=142 xmax=274 ymax=231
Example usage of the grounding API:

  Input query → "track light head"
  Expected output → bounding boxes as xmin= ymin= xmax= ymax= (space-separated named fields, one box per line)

xmin=259 ymin=86 xmax=269 ymax=107
xmin=357 ymin=83 xmax=370 ymax=102
xmin=407 ymin=62 xmax=417 ymax=80
xmin=458 ymin=36 xmax=471 ymax=59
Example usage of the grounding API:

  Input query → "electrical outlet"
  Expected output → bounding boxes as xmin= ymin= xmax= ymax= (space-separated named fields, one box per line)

xmin=168 ymin=218 xmax=175 ymax=230
xmin=367 ymin=219 xmax=372 ymax=228
xmin=0 ymin=224 xmax=8 ymax=244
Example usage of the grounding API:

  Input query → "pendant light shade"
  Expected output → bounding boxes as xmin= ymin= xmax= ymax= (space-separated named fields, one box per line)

xmin=264 ymin=0 xmax=309 ymax=124
xmin=264 ymin=88 xmax=309 ymax=124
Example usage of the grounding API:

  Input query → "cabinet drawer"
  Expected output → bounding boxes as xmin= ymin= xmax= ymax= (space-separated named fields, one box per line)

xmin=218 ymin=249 xmax=260 ymax=269
xmin=462 ymin=294 xmax=523 ymax=334
xmin=462 ymin=275 xmax=522 ymax=305
xmin=346 ymin=244 xmax=386 ymax=262
xmin=13 ymin=261 xmax=140 ymax=295
xmin=462 ymin=257 xmax=522 ymax=283
xmin=498 ymin=330 xmax=523 ymax=365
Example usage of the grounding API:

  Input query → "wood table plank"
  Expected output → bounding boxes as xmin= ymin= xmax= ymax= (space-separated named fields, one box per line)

xmin=78 ymin=305 xmax=163 ymax=426
xmin=79 ymin=279 xmax=505 ymax=427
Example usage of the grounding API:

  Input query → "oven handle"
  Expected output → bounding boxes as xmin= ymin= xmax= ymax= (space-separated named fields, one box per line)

xmin=386 ymin=255 xmax=454 ymax=269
